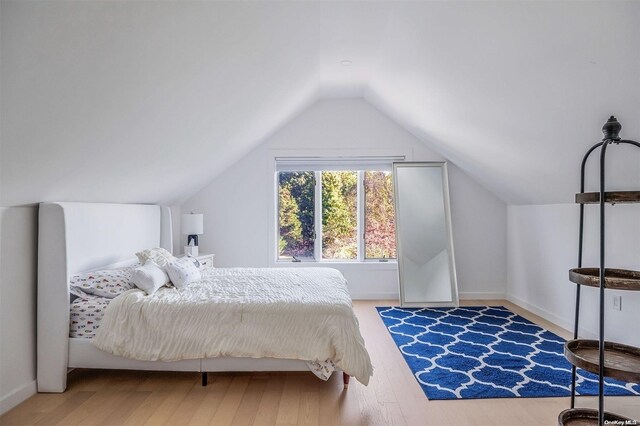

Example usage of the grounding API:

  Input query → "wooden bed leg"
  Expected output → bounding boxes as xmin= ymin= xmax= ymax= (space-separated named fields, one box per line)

xmin=343 ymin=372 xmax=350 ymax=389
xmin=202 ymin=372 xmax=208 ymax=386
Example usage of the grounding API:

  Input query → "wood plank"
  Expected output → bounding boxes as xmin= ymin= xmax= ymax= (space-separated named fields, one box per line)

xmin=34 ymin=392 xmax=93 ymax=425
xmin=54 ymin=389 xmax=123 ymax=424
xmin=143 ymin=380 xmax=196 ymax=425
xmin=575 ymin=191 xmax=640 ymax=204
xmin=274 ymin=374 xmax=302 ymax=426
xmin=569 ymin=268 xmax=640 ymax=291
xmin=188 ymin=376 xmax=233 ymax=426
xmin=298 ymin=391 xmax=319 ymax=426
xmin=3 ymin=300 xmax=640 ymax=426
xmin=252 ymin=374 xmax=285 ymax=426
xmin=121 ymin=391 xmax=170 ymax=426
xmin=0 ymin=391 xmax=73 ymax=420
xmin=338 ymin=381 xmax=362 ymax=426
xmin=231 ymin=376 xmax=268 ymax=426
xmin=354 ymin=379 xmax=387 ymax=426
xmin=317 ymin=375 xmax=341 ymax=426
xmin=566 ymin=339 xmax=640 ymax=383
xmin=165 ymin=383 xmax=209 ymax=426
xmin=1 ymin=392 xmax=92 ymax=426
xmin=208 ymin=376 xmax=250 ymax=426
xmin=96 ymin=391 xmax=151 ymax=426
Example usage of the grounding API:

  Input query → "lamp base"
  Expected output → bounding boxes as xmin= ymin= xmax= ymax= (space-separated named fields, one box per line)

xmin=184 ymin=245 xmax=199 ymax=257
xmin=187 ymin=234 xmax=199 ymax=246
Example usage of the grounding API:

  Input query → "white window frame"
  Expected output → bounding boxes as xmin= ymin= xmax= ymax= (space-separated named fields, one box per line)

xmin=273 ymin=155 xmax=405 ymax=265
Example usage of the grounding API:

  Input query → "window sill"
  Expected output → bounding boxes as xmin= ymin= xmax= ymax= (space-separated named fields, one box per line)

xmin=273 ymin=260 xmax=398 ymax=271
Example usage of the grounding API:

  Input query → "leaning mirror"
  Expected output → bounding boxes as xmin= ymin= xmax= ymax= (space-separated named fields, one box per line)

xmin=393 ymin=162 xmax=459 ymax=307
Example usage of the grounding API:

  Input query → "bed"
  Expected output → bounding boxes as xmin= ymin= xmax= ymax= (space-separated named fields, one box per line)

xmin=37 ymin=202 xmax=372 ymax=392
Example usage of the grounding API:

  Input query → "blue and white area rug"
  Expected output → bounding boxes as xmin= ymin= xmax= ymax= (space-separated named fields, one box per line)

xmin=377 ymin=306 xmax=640 ymax=400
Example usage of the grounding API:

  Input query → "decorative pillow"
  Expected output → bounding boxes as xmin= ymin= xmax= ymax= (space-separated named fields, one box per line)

xmin=135 ymin=247 xmax=175 ymax=267
xmin=69 ymin=293 xmax=111 ymax=338
xmin=132 ymin=260 xmax=171 ymax=295
xmin=166 ymin=257 xmax=201 ymax=289
xmin=69 ymin=264 xmax=137 ymax=298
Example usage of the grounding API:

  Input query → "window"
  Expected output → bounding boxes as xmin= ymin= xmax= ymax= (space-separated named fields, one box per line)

xmin=364 ymin=171 xmax=396 ymax=259
xmin=278 ymin=171 xmax=316 ymax=260
xmin=276 ymin=157 xmax=400 ymax=262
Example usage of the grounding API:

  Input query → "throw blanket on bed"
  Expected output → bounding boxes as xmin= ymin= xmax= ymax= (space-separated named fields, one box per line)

xmin=92 ymin=267 xmax=373 ymax=385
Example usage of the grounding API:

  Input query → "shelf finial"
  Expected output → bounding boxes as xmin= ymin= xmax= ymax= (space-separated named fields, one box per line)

xmin=602 ymin=116 xmax=622 ymax=141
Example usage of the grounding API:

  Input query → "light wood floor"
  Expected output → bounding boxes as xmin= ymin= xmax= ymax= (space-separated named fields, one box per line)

xmin=2 ymin=300 xmax=638 ymax=425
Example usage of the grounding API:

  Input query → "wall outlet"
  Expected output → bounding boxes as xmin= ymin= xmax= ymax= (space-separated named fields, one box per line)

xmin=612 ymin=295 xmax=622 ymax=311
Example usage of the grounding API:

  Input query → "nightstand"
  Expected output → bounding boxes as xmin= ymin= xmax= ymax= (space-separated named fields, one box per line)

xmin=195 ymin=253 xmax=215 ymax=270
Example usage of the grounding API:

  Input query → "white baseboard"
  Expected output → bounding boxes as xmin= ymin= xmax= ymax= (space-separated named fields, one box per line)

xmin=0 ymin=380 xmax=37 ymax=415
xmin=352 ymin=292 xmax=508 ymax=301
xmin=459 ymin=292 xmax=505 ymax=300
xmin=506 ymin=293 xmax=597 ymax=339
xmin=351 ymin=292 xmax=399 ymax=300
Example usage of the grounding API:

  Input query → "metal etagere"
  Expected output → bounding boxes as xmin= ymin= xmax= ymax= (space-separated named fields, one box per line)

xmin=558 ymin=116 xmax=640 ymax=426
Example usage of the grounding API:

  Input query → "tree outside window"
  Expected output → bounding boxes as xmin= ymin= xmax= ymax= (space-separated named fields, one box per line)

xmin=278 ymin=169 xmax=396 ymax=261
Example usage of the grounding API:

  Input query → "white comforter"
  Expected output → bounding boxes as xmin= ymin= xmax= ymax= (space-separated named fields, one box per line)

xmin=92 ymin=267 xmax=373 ymax=385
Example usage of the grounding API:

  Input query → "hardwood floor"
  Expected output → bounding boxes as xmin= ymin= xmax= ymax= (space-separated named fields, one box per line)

xmin=2 ymin=300 xmax=638 ymax=425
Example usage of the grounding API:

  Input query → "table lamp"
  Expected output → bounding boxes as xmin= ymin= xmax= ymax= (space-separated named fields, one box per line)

xmin=182 ymin=213 xmax=204 ymax=256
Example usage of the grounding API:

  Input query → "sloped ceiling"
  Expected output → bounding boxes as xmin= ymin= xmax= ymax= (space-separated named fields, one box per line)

xmin=1 ymin=1 xmax=639 ymax=207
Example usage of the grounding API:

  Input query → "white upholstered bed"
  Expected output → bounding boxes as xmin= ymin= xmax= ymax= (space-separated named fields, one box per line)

xmin=37 ymin=202 xmax=371 ymax=393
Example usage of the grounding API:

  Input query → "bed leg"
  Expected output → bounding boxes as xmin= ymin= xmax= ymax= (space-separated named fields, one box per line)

xmin=202 ymin=372 xmax=208 ymax=387
xmin=343 ymin=372 xmax=350 ymax=389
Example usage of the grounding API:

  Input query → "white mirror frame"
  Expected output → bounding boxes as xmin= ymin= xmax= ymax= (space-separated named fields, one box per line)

xmin=393 ymin=161 xmax=459 ymax=307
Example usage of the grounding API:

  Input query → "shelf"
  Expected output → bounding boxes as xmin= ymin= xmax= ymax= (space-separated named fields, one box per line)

xmin=565 ymin=339 xmax=640 ymax=383
xmin=562 ymin=118 xmax=639 ymax=425
xmin=558 ymin=408 xmax=635 ymax=426
xmin=575 ymin=191 xmax=640 ymax=204
xmin=569 ymin=268 xmax=640 ymax=291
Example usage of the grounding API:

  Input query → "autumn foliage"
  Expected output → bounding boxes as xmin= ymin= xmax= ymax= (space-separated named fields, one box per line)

xmin=278 ymin=170 xmax=396 ymax=260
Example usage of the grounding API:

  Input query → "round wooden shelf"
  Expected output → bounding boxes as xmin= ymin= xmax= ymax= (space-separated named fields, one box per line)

xmin=575 ymin=191 xmax=640 ymax=204
xmin=569 ymin=268 xmax=640 ymax=291
xmin=558 ymin=408 xmax=635 ymax=426
xmin=565 ymin=339 xmax=640 ymax=383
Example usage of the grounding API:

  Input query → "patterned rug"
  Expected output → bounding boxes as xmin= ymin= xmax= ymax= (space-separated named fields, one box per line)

xmin=377 ymin=306 xmax=640 ymax=400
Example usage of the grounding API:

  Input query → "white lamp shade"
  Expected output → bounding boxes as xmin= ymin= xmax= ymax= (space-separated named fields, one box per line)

xmin=182 ymin=214 xmax=204 ymax=235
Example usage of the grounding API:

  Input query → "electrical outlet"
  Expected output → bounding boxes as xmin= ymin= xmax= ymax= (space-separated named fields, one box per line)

xmin=612 ymin=295 xmax=622 ymax=311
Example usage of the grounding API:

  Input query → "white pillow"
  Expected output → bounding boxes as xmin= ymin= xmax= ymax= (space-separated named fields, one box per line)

xmin=135 ymin=247 xmax=175 ymax=267
xmin=166 ymin=257 xmax=201 ymax=289
xmin=132 ymin=260 xmax=171 ymax=295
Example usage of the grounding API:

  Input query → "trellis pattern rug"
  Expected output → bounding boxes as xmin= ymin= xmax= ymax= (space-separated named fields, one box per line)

xmin=377 ymin=306 xmax=640 ymax=400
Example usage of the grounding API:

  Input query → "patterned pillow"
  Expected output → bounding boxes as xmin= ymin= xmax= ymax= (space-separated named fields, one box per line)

xmin=70 ymin=264 xmax=137 ymax=298
xmin=166 ymin=257 xmax=201 ymax=289
xmin=69 ymin=294 xmax=111 ymax=338
xmin=135 ymin=247 xmax=175 ymax=267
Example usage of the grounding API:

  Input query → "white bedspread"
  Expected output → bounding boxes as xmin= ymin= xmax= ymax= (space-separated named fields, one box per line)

xmin=92 ymin=267 xmax=373 ymax=384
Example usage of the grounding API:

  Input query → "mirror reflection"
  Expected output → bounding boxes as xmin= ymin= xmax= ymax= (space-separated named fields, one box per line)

xmin=394 ymin=162 xmax=458 ymax=307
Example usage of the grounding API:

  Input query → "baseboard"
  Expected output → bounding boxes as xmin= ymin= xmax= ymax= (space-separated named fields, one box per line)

xmin=0 ymin=380 xmax=37 ymax=415
xmin=506 ymin=294 xmax=597 ymax=339
xmin=351 ymin=292 xmax=399 ymax=300
xmin=459 ymin=292 xmax=505 ymax=300
xmin=352 ymin=292 xmax=507 ymax=301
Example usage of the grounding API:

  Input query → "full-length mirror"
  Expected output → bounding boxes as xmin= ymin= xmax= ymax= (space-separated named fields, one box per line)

xmin=393 ymin=162 xmax=458 ymax=307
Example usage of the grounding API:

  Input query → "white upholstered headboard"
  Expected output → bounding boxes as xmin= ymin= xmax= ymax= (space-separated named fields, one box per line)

xmin=37 ymin=202 xmax=173 ymax=392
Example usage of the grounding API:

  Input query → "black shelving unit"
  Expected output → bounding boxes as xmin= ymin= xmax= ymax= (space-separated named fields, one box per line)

xmin=558 ymin=116 xmax=640 ymax=426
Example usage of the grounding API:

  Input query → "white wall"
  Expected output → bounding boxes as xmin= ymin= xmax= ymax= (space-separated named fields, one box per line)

xmin=0 ymin=207 xmax=38 ymax=413
xmin=508 ymin=203 xmax=640 ymax=346
xmin=182 ymin=98 xmax=507 ymax=300
xmin=169 ymin=205 xmax=182 ymax=255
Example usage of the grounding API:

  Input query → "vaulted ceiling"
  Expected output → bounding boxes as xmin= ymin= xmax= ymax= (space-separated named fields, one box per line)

xmin=2 ymin=1 xmax=639 ymax=206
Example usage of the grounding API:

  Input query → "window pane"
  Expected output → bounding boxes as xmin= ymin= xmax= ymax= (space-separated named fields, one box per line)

xmin=278 ymin=172 xmax=315 ymax=260
xmin=364 ymin=171 xmax=396 ymax=259
xmin=321 ymin=171 xmax=357 ymax=260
